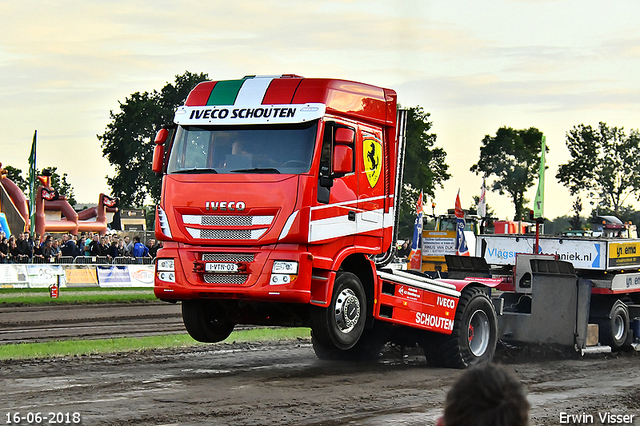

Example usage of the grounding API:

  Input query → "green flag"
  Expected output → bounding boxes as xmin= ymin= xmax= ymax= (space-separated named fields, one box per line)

xmin=28 ymin=130 xmax=37 ymax=234
xmin=533 ymin=135 xmax=546 ymax=219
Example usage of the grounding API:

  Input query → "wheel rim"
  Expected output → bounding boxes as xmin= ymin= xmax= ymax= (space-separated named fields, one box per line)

xmin=334 ymin=288 xmax=361 ymax=334
xmin=613 ymin=314 xmax=625 ymax=341
xmin=468 ymin=309 xmax=490 ymax=357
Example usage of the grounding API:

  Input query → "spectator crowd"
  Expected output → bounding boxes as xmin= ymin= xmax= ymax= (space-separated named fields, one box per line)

xmin=0 ymin=230 xmax=161 ymax=264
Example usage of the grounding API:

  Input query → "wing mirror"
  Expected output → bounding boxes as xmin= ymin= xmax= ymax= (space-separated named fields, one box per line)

xmin=152 ymin=128 xmax=169 ymax=174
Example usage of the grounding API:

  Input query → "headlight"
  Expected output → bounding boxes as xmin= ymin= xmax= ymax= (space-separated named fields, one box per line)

xmin=272 ymin=261 xmax=298 ymax=274
xmin=157 ymin=258 xmax=175 ymax=271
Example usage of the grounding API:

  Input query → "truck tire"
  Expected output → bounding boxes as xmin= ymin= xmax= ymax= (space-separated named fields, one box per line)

xmin=594 ymin=302 xmax=629 ymax=351
xmin=420 ymin=286 xmax=497 ymax=369
xmin=310 ymin=271 xmax=367 ymax=351
xmin=182 ymin=300 xmax=235 ymax=343
xmin=311 ymin=321 xmax=391 ymax=361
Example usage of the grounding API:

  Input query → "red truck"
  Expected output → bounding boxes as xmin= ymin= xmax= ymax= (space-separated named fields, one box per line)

xmin=151 ymin=75 xmax=500 ymax=367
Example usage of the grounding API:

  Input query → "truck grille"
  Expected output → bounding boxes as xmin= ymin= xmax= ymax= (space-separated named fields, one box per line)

xmin=203 ymin=274 xmax=248 ymax=284
xmin=183 ymin=214 xmax=273 ymax=227
xmin=186 ymin=228 xmax=268 ymax=240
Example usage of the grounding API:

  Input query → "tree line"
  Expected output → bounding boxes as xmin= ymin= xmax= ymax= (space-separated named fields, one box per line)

xmin=6 ymin=72 xmax=640 ymax=234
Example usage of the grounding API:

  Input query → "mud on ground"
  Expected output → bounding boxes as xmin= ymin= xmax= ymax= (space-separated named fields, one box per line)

xmin=2 ymin=339 xmax=639 ymax=425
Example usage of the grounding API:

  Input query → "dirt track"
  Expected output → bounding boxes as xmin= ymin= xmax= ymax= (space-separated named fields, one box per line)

xmin=2 ymin=336 xmax=640 ymax=425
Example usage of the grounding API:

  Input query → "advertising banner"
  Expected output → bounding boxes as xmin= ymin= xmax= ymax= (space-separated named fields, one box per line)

xmin=127 ymin=265 xmax=155 ymax=287
xmin=478 ymin=235 xmax=606 ymax=270
xmin=608 ymin=241 xmax=640 ymax=268
xmin=96 ymin=265 xmax=155 ymax=287
xmin=25 ymin=264 xmax=66 ymax=288
xmin=97 ymin=265 xmax=132 ymax=287
xmin=422 ymin=231 xmax=456 ymax=257
xmin=0 ymin=264 xmax=29 ymax=288
xmin=64 ymin=265 xmax=99 ymax=287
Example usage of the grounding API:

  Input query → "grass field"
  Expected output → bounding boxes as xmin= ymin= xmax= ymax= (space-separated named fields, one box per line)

xmin=0 ymin=327 xmax=312 ymax=360
xmin=0 ymin=287 xmax=312 ymax=360
xmin=0 ymin=287 xmax=157 ymax=305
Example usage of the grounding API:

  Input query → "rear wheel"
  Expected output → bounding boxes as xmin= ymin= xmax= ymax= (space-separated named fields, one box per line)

xmin=182 ymin=299 xmax=235 ymax=343
xmin=310 ymin=272 xmax=367 ymax=352
xmin=594 ymin=302 xmax=629 ymax=351
xmin=420 ymin=286 xmax=497 ymax=368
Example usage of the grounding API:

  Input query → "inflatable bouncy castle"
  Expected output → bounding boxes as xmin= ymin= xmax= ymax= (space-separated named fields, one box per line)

xmin=0 ymin=163 xmax=118 ymax=237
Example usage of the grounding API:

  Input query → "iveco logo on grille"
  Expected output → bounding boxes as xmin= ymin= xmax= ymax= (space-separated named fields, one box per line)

xmin=205 ymin=201 xmax=246 ymax=211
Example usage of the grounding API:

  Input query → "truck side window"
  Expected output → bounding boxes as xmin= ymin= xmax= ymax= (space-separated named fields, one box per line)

xmin=319 ymin=126 xmax=333 ymax=178
xmin=317 ymin=124 xmax=334 ymax=203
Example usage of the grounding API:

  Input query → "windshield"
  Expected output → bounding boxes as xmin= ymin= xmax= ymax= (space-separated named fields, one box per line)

xmin=166 ymin=121 xmax=318 ymax=175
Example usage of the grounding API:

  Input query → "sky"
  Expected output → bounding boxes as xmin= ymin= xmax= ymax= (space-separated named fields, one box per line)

xmin=1 ymin=0 xmax=639 ymax=221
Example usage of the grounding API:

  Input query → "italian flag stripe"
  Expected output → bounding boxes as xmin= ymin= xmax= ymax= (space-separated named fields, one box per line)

xmin=234 ymin=76 xmax=275 ymax=105
xmin=206 ymin=78 xmax=250 ymax=106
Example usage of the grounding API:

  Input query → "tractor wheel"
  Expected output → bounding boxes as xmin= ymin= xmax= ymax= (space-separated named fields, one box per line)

xmin=420 ymin=286 xmax=497 ymax=369
xmin=182 ymin=299 xmax=235 ymax=343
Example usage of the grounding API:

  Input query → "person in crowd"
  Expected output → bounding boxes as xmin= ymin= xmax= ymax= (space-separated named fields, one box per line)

xmin=60 ymin=233 xmax=79 ymax=258
xmin=0 ymin=235 xmax=8 ymax=263
xmin=33 ymin=234 xmax=45 ymax=261
xmin=16 ymin=232 xmax=32 ymax=262
xmin=397 ymin=238 xmax=411 ymax=258
xmin=116 ymin=238 xmax=126 ymax=257
xmin=50 ymin=238 xmax=62 ymax=259
xmin=8 ymin=236 xmax=19 ymax=262
xmin=88 ymin=234 xmax=102 ymax=257
xmin=42 ymin=237 xmax=55 ymax=261
xmin=108 ymin=239 xmax=119 ymax=259
xmin=436 ymin=363 xmax=530 ymax=426
xmin=100 ymin=236 xmax=110 ymax=256
xmin=123 ymin=236 xmax=133 ymax=257
xmin=78 ymin=235 xmax=86 ymax=255
xmin=131 ymin=236 xmax=149 ymax=258
xmin=147 ymin=238 xmax=158 ymax=257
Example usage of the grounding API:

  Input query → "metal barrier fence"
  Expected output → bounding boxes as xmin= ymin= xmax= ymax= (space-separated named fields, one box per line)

xmin=8 ymin=256 xmax=156 ymax=265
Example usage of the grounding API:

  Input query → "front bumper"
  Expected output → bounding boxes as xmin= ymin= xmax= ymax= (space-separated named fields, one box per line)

xmin=154 ymin=243 xmax=314 ymax=304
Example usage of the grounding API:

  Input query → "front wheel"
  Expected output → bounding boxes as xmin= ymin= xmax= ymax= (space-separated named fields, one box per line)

xmin=310 ymin=271 xmax=367 ymax=351
xmin=420 ymin=286 xmax=497 ymax=368
xmin=182 ymin=300 xmax=235 ymax=343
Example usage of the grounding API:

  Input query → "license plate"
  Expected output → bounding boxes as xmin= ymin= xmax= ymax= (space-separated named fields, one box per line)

xmin=205 ymin=262 xmax=238 ymax=273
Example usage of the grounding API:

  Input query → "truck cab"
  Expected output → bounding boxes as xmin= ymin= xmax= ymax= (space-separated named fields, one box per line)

xmin=152 ymin=75 xmax=399 ymax=343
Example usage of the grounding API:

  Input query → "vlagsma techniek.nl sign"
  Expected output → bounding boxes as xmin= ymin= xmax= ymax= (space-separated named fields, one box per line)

xmin=479 ymin=236 xmax=605 ymax=270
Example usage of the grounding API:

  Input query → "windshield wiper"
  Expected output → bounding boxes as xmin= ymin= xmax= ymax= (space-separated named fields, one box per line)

xmin=172 ymin=168 xmax=218 ymax=174
xmin=230 ymin=168 xmax=281 ymax=174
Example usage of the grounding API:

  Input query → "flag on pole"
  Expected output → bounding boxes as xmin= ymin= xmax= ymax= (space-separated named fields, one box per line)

xmin=533 ymin=135 xmax=546 ymax=219
xmin=455 ymin=190 xmax=470 ymax=256
xmin=478 ymin=178 xmax=487 ymax=218
xmin=408 ymin=191 xmax=424 ymax=270
xmin=28 ymin=130 xmax=37 ymax=234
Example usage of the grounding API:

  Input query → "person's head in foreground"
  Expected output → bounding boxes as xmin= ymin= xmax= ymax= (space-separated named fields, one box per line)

xmin=440 ymin=362 xmax=529 ymax=426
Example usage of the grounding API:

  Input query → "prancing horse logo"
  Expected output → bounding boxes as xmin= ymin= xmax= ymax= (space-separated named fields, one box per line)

xmin=363 ymin=138 xmax=382 ymax=188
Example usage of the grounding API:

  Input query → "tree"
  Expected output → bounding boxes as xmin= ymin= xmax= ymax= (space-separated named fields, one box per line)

xmin=569 ymin=197 xmax=583 ymax=230
xmin=3 ymin=165 xmax=28 ymax=192
xmin=99 ymin=71 xmax=209 ymax=207
xmin=556 ymin=122 xmax=640 ymax=216
xmin=470 ymin=127 xmax=545 ymax=220
xmin=398 ymin=106 xmax=451 ymax=237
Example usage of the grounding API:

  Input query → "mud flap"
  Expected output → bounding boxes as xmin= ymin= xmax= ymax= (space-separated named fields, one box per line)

xmin=498 ymin=258 xmax=591 ymax=349
xmin=445 ymin=255 xmax=491 ymax=279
